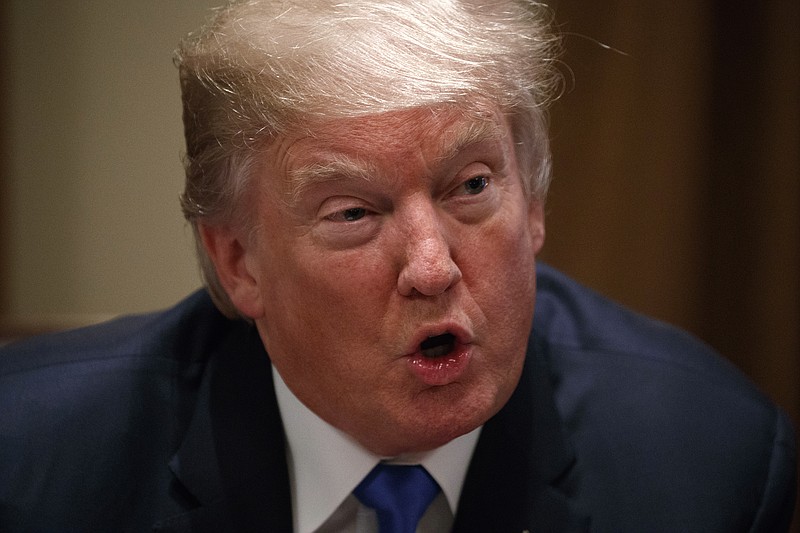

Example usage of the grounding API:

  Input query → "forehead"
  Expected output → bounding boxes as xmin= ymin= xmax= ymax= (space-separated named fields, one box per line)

xmin=304 ymin=107 xmax=497 ymax=154
xmin=269 ymin=104 xmax=510 ymax=184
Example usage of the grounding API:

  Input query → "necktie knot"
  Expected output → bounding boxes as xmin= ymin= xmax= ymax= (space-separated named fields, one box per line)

xmin=354 ymin=464 xmax=440 ymax=533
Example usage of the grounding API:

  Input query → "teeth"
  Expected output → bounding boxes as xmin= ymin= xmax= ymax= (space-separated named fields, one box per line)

xmin=420 ymin=333 xmax=455 ymax=358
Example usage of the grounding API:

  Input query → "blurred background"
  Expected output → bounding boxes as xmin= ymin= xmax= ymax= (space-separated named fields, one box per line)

xmin=0 ymin=0 xmax=217 ymax=331
xmin=542 ymin=2 xmax=798 ymax=528
xmin=1 ymin=0 xmax=798 ymax=527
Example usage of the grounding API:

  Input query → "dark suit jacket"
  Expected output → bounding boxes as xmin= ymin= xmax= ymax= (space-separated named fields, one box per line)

xmin=1 ymin=264 xmax=796 ymax=532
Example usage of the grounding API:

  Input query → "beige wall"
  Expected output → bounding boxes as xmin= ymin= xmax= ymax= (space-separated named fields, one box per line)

xmin=2 ymin=1 xmax=220 ymax=325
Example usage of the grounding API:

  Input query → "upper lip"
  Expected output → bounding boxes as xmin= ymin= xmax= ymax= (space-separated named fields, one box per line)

xmin=404 ymin=322 xmax=474 ymax=356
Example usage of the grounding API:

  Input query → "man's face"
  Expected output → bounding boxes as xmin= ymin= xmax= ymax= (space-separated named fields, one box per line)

xmin=224 ymin=105 xmax=544 ymax=455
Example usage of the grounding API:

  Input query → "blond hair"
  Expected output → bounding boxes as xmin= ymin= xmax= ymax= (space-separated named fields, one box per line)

xmin=176 ymin=0 xmax=561 ymax=317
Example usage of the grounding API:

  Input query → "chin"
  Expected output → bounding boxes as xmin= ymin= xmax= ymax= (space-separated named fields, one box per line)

xmin=366 ymin=428 xmax=472 ymax=457
xmin=389 ymin=388 xmax=508 ymax=455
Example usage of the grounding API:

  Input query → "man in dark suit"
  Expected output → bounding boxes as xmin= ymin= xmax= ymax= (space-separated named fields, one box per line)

xmin=1 ymin=1 xmax=796 ymax=531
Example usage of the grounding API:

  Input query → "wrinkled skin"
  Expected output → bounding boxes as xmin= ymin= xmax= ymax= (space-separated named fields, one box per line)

xmin=201 ymin=104 xmax=545 ymax=456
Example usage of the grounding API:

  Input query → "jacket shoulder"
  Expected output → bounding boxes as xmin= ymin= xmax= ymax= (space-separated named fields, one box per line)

xmin=0 ymin=289 xmax=230 ymax=445
xmin=1 ymin=290 xmax=224 ymax=373
xmin=534 ymin=263 xmax=757 ymax=394
xmin=0 ymin=290 xmax=241 ymax=529
xmin=532 ymin=264 xmax=797 ymax=531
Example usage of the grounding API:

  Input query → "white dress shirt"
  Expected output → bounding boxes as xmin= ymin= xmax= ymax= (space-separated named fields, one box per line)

xmin=273 ymin=367 xmax=481 ymax=533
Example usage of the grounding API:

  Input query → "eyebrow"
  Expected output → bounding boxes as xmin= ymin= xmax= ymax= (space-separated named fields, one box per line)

xmin=284 ymin=116 xmax=506 ymax=205
xmin=435 ymin=117 xmax=505 ymax=163
xmin=285 ymin=156 xmax=377 ymax=206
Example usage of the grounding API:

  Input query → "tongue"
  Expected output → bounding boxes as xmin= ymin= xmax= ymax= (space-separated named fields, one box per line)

xmin=420 ymin=333 xmax=455 ymax=358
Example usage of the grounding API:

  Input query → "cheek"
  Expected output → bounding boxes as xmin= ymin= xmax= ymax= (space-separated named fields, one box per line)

xmin=298 ymin=246 xmax=392 ymax=304
xmin=259 ymin=244 xmax=393 ymax=345
xmin=462 ymin=206 xmax=538 ymax=283
xmin=459 ymin=209 xmax=538 ymax=340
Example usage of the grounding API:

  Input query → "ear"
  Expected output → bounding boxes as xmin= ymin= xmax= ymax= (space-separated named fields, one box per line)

xmin=198 ymin=223 xmax=265 ymax=319
xmin=528 ymin=196 xmax=546 ymax=255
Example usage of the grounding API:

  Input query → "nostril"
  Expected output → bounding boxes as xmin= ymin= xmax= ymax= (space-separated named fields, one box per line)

xmin=397 ymin=235 xmax=462 ymax=297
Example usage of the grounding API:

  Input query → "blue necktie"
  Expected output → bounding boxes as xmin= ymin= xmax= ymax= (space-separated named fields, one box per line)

xmin=353 ymin=464 xmax=440 ymax=533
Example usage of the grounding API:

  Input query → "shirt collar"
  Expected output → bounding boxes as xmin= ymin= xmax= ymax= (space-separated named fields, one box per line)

xmin=273 ymin=367 xmax=481 ymax=533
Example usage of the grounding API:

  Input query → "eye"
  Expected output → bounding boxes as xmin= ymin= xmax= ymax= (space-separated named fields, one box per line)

xmin=326 ymin=207 xmax=368 ymax=222
xmin=316 ymin=201 xmax=381 ymax=249
xmin=462 ymin=175 xmax=489 ymax=195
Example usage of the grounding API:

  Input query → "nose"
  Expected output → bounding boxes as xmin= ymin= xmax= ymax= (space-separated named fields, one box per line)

xmin=396 ymin=206 xmax=462 ymax=297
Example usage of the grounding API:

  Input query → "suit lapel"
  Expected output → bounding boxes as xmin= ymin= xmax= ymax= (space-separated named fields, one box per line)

xmin=153 ymin=309 xmax=587 ymax=531
xmin=156 ymin=322 xmax=293 ymax=532
xmin=452 ymin=335 xmax=590 ymax=532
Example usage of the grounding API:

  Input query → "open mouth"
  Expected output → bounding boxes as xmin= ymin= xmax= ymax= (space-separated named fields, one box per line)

xmin=407 ymin=329 xmax=470 ymax=385
xmin=419 ymin=333 xmax=456 ymax=358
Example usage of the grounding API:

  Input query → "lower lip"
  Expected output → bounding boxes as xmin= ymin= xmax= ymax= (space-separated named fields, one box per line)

xmin=406 ymin=344 xmax=471 ymax=386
